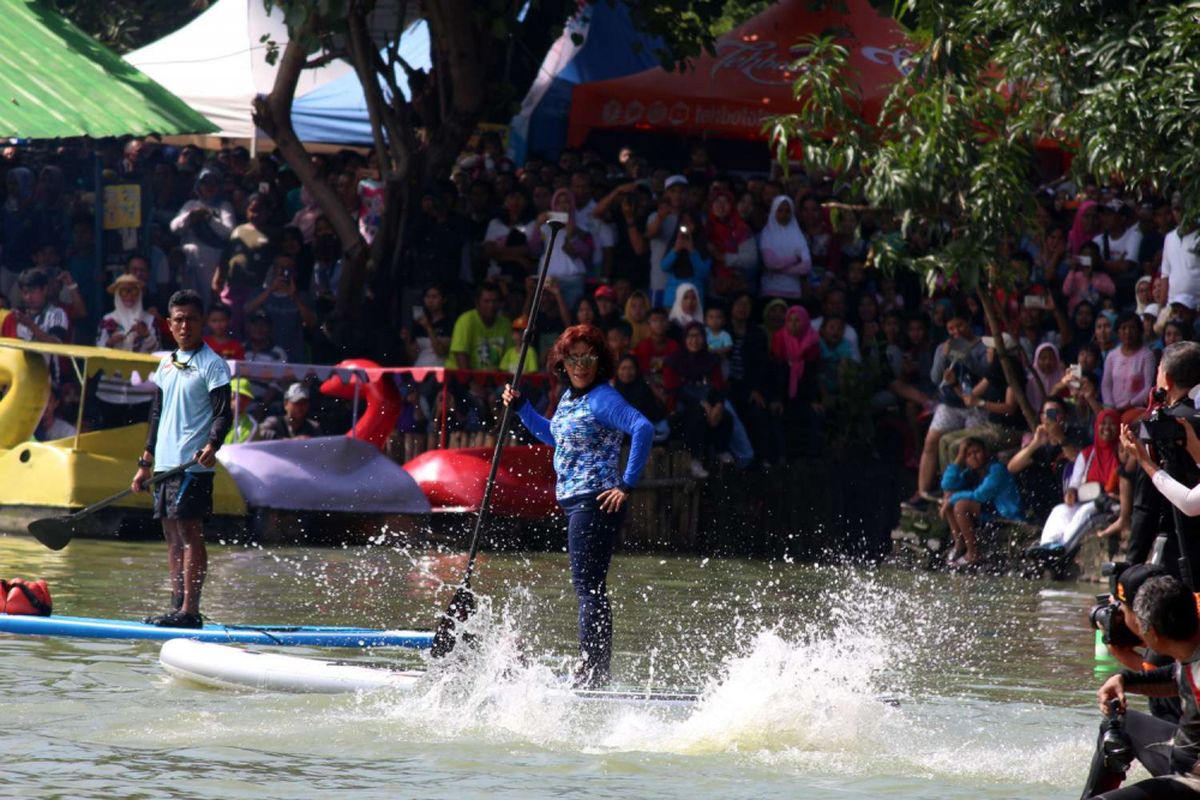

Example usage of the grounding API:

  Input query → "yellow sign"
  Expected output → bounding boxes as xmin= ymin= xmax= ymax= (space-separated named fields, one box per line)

xmin=103 ymin=185 xmax=141 ymax=230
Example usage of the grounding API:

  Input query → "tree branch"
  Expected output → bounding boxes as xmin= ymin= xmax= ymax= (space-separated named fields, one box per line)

xmin=347 ymin=6 xmax=393 ymax=180
xmin=976 ymin=286 xmax=1038 ymax=431
xmin=253 ymin=36 xmax=365 ymax=269
xmin=822 ymin=201 xmax=884 ymax=212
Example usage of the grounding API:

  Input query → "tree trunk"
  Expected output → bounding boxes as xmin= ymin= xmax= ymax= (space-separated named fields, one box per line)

xmin=252 ymin=1 xmax=505 ymax=349
xmin=252 ymin=36 xmax=369 ymax=336
xmin=976 ymin=286 xmax=1038 ymax=430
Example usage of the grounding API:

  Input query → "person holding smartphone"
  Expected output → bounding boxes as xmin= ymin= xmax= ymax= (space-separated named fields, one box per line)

xmin=1064 ymin=240 xmax=1116 ymax=315
xmin=244 ymin=253 xmax=317 ymax=363
xmin=659 ymin=211 xmax=712 ymax=309
xmin=401 ymin=284 xmax=452 ymax=367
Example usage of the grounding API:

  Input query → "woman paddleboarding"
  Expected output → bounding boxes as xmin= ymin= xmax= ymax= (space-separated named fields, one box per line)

xmin=503 ymin=324 xmax=654 ymax=688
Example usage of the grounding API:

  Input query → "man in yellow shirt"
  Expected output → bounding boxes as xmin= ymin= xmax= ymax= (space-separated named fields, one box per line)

xmin=448 ymin=283 xmax=510 ymax=371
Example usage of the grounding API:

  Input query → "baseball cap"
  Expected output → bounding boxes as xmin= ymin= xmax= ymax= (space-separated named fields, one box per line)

xmin=247 ymin=308 xmax=270 ymax=323
xmin=664 ymin=174 xmax=688 ymax=190
xmin=1143 ymin=303 xmax=1160 ymax=318
xmin=229 ymin=377 xmax=255 ymax=399
xmin=284 ymin=382 xmax=310 ymax=403
xmin=1114 ymin=563 xmax=1167 ymax=606
xmin=594 ymin=285 xmax=616 ymax=301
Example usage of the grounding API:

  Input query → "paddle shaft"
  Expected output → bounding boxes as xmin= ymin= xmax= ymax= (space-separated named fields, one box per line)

xmin=68 ymin=460 xmax=195 ymax=520
xmin=459 ymin=220 xmax=565 ymax=589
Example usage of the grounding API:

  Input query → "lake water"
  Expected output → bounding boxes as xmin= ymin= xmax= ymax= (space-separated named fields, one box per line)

xmin=0 ymin=533 xmax=1127 ymax=798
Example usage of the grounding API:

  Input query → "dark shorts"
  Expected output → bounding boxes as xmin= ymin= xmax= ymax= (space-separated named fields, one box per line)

xmin=153 ymin=471 xmax=215 ymax=521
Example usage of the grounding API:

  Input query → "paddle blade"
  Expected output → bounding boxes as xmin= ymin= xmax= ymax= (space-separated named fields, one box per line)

xmin=26 ymin=516 xmax=77 ymax=551
xmin=430 ymin=585 xmax=477 ymax=659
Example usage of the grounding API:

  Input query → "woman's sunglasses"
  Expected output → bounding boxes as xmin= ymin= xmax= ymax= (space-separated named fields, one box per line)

xmin=564 ymin=354 xmax=598 ymax=368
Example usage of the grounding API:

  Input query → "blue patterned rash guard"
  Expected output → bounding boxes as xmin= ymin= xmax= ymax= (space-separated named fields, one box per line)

xmin=517 ymin=383 xmax=654 ymax=502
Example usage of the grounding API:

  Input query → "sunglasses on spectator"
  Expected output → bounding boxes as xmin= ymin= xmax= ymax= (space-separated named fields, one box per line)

xmin=565 ymin=354 xmax=599 ymax=367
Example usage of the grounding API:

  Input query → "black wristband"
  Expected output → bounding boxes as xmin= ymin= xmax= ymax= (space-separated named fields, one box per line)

xmin=137 ymin=458 xmax=153 ymax=469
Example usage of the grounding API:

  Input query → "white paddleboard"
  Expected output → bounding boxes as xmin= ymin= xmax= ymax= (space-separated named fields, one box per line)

xmin=159 ymin=639 xmax=702 ymax=706
xmin=160 ymin=638 xmax=422 ymax=693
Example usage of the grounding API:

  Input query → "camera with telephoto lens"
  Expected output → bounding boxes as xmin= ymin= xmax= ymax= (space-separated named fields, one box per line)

xmin=1088 ymin=562 xmax=1144 ymax=648
xmin=1138 ymin=388 xmax=1200 ymax=455
xmin=1101 ymin=699 xmax=1135 ymax=773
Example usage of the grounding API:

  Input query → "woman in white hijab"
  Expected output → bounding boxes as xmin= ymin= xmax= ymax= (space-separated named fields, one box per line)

xmin=668 ymin=281 xmax=704 ymax=334
xmin=759 ymin=196 xmax=811 ymax=301
xmin=96 ymin=274 xmax=159 ymax=353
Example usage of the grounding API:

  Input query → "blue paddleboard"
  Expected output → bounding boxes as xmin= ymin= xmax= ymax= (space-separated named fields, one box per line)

xmin=0 ymin=614 xmax=433 ymax=648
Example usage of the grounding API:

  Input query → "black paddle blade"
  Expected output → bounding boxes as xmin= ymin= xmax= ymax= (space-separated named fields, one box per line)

xmin=26 ymin=516 xmax=78 ymax=551
xmin=430 ymin=585 xmax=477 ymax=659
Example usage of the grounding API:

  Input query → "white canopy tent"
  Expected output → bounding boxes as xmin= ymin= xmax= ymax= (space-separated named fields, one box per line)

xmin=123 ymin=0 xmax=353 ymax=140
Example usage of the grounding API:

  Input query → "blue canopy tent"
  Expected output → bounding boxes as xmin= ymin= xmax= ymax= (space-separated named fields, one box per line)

xmin=290 ymin=20 xmax=430 ymax=144
xmin=508 ymin=2 xmax=661 ymax=163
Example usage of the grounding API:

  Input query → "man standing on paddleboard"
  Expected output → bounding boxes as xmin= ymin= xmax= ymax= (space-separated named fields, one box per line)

xmin=503 ymin=323 xmax=654 ymax=688
xmin=132 ymin=289 xmax=232 ymax=628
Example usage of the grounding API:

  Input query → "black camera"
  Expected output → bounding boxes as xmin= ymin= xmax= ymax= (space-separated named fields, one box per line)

xmin=1101 ymin=699 xmax=1134 ymax=774
xmin=1138 ymin=387 xmax=1200 ymax=453
xmin=1088 ymin=562 xmax=1144 ymax=648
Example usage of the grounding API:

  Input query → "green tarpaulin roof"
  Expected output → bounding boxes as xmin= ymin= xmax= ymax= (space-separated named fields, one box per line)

xmin=0 ymin=0 xmax=217 ymax=139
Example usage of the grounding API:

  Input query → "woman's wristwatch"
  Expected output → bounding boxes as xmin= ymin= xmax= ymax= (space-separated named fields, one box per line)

xmin=137 ymin=457 xmax=153 ymax=469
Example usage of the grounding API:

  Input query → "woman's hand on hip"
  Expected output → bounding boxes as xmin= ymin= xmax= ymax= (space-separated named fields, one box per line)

xmin=501 ymin=384 xmax=521 ymax=406
xmin=597 ymin=487 xmax=628 ymax=512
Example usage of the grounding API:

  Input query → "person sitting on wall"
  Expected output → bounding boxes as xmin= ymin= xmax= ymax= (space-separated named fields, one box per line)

xmin=1006 ymin=396 xmax=1082 ymax=521
xmin=938 ymin=437 xmax=1023 ymax=569
xmin=1030 ymin=409 xmax=1121 ymax=554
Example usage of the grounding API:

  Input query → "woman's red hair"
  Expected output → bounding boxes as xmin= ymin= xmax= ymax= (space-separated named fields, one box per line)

xmin=548 ymin=324 xmax=614 ymax=383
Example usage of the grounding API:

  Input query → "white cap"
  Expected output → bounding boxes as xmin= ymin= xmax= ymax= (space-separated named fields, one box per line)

xmin=1143 ymin=303 xmax=1160 ymax=318
xmin=980 ymin=332 xmax=1017 ymax=350
xmin=664 ymin=174 xmax=688 ymax=190
xmin=284 ymin=382 xmax=310 ymax=403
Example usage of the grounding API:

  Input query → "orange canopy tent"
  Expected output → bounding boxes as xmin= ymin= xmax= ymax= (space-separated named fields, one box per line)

xmin=565 ymin=0 xmax=911 ymax=147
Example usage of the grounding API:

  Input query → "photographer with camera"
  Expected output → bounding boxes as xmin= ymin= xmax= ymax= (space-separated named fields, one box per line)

xmin=1008 ymin=396 xmax=1082 ymax=521
xmin=1122 ymin=399 xmax=1200 ymax=519
xmin=1118 ymin=341 xmax=1200 ymax=587
xmin=1031 ymin=409 xmax=1120 ymax=554
xmin=1084 ymin=567 xmax=1200 ymax=798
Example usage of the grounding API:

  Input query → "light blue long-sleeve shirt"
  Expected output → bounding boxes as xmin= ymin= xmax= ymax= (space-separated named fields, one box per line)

xmin=517 ymin=383 xmax=654 ymax=501
xmin=941 ymin=461 xmax=1023 ymax=520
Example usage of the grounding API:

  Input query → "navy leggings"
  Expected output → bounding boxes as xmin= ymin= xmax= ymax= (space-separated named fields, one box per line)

xmin=559 ymin=492 xmax=624 ymax=680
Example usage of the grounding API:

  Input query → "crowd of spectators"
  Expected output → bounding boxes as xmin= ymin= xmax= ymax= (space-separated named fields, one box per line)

xmin=0 ymin=136 xmax=1196 ymax=563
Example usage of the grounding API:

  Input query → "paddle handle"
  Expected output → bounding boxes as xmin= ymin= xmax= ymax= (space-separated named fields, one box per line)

xmin=460 ymin=220 xmax=565 ymax=588
xmin=68 ymin=460 xmax=196 ymax=520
